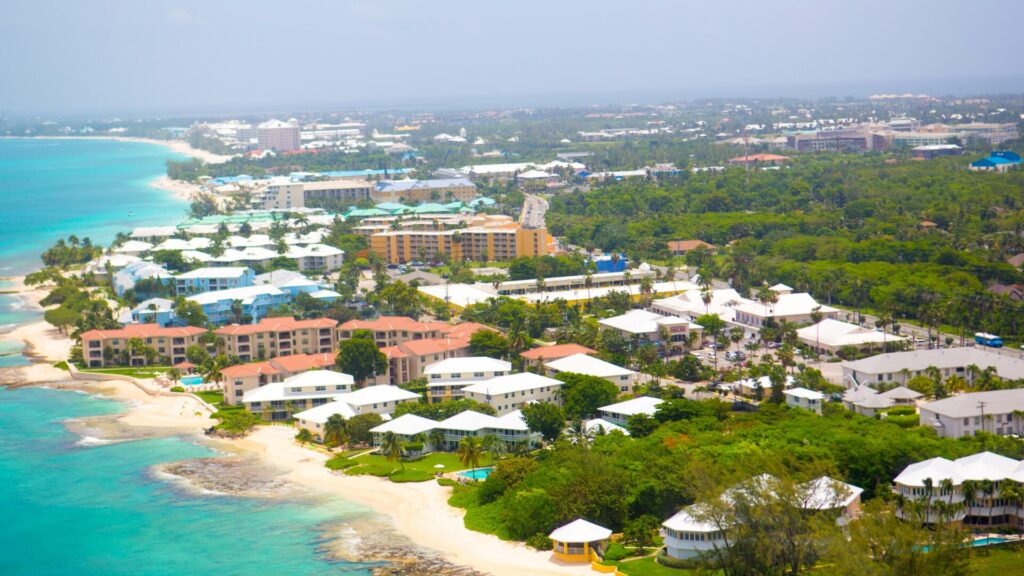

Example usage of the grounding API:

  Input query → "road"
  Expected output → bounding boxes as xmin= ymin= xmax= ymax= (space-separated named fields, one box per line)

xmin=520 ymin=193 xmax=548 ymax=229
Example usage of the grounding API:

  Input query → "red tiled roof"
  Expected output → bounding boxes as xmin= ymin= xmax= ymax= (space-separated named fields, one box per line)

xmin=442 ymin=322 xmax=494 ymax=339
xmin=221 ymin=361 xmax=279 ymax=378
xmin=339 ymin=316 xmax=448 ymax=333
xmin=380 ymin=345 xmax=410 ymax=359
xmin=666 ymin=240 xmax=715 ymax=252
xmin=215 ymin=317 xmax=337 ymax=336
xmin=81 ymin=323 xmax=207 ymax=341
xmin=727 ymin=153 xmax=789 ymax=164
xmin=173 ymin=361 xmax=197 ymax=369
xmin=396 ymin=337 xmax=470 ymax=356
xmin=271 ymin=352 xmax=336 ymax=373
xmin=520 ymin=343 xmax=597 ymax=360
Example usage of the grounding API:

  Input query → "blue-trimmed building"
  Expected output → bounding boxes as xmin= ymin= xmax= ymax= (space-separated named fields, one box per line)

xmin=970 ymin=151 xmax=1021 ymax=173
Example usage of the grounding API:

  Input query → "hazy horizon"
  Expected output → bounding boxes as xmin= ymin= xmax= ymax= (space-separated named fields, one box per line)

xmin=3 ymin=0 xmax=1023 ymax=117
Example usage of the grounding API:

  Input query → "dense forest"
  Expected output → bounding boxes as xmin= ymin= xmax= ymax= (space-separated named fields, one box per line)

xmin=546 ymin=155 xmax=1024 ymax=340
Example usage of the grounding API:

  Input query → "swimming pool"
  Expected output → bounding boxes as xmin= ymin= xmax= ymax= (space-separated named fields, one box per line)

xmin=971 ymin=537 xmax=1010 ymax=547
xmin=458 ymin=467 xmax=494 ymax=480
xmin=180 ymin=376 xmax=204 ymax=386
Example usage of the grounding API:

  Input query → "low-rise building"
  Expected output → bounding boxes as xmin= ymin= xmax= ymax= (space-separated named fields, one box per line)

xmin=841 ymin=347 xmax=1024 ymax=388
xmin=188 ymin=284 xmax=290 ymax=325
xmin=373 ymin=178 xmax=477 ymax=203
xmin=243 ymin=369 xmax=354 ymax=420
xmin=113 ymin=261 xmax=171 ymax=297
xmin=285 ymin=244 xmax=344 ymax=272
xmin=520 ymin=343 xmax=597 ymax=370
xmin=129 ymin=298 xmax=176 ymax=327
xmin=545 ymin=353 xmax=637 ymax=394
xmin=842 ymin=384 xmax=923 ymax=417
xmin=796 ymin=318 xmax=906 ymax=355
xmin=369 ymin=218 xmax=552 ymax=264
xmin=597 ymin=396 xmax=663 ymax=426
xmin=732 ymin=292 xmax=839 ymax=329
xmin=368 ymin=414 xmax=439 ymax=453
xmin=598 ymin=309 xmax=703 ymax=349
xmin=258 ymin=178 xmax=373 ymax=209
xmin=667 ymin=240 xmax=716 ymax=256
xmin=423 ymin=356 xmax=511 ymax=403
xmin=784 ymin=387 xmax=826 ymax=414
xmin=918 ymin=389 xmax=1024 ymax=438
xmin=462 ymin=372 xmax=563 ymax=415
xmin=174 ymin=267 xmax=255 ymax=296
xmin=220 ymin=352 xmax=337 ymax=404
xmin=80 ymin=324 xmax=206 ymax=367
xmin=215 ymin=317 xmax=337 ymax=361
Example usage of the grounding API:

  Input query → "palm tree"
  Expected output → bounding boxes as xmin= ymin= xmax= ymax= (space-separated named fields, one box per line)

xmin=583 ymin=272 xmax=594 ymax=307
xmin=428 ymin=428 xmax=446 ymax=453
xmin=203 ymin=359 xmax=224 ymax=388
xmin=380 ymin=431 xmax=406 ymax=471
xmin=639 ymin=276 xmax=654 ymax=306
xmin=457 ymin=436 xmax=484 ymax=477
xmin=230 ymin=299 xmax=245 ymax=324
xmin=981 ymin=479 xmax=996 ymax=538
xmin=481 ymin=434 xmax=503 ymax=465
xmin=664 ymin=264 xmax=677 ymax=293
xmin=810 ymin=305 xmax=824 ymax=365
xmin=324 ymin=414 xmax=348 ymax=449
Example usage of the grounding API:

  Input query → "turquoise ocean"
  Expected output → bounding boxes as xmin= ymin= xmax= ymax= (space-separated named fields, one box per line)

xmin=0 ymin=139 xmax=370 ymax=575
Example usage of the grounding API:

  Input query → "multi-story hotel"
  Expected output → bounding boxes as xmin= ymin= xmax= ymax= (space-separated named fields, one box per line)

xmin=258 ymin=178 xmax=373 ymax=210
xmin=215 ymin=317 xmax=338 ymax=362
xmin=220 ymin=352 xmax=337 ymax=404
xmin=372 ymin=178 xmax=477 ymax=203
xmin=256 ymin=119 xmax=300 ymax=152
xmin=369 ymin=215 xmax=551 ymax=264
xmin=80 ymin=324 xmax=207 ymax=367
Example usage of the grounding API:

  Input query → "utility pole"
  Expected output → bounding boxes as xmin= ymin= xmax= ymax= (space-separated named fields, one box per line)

xmin=978 ymin=401 xmax=987 ymax=434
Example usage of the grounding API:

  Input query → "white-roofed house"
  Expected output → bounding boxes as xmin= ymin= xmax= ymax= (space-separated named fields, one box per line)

xmin=333 ymin=385 xmax=421 ymax=416
xmin=732 ymin=292 xmax=839 ymax=329
xmin=544 ymin=353 xmax=638 ymax=394
xmin=461 ymin=372 xmax=563 ymax=416
xmin=436 ymin=410 xmax=501 ymax=451
xmin=662 ymin=506 xmax=727 ymax=560
xmin=113 ymin=261 xmax=172 ymax=297
xmin=174 ymin=266 xmax=255 ymax=296
xmin=598 ymin=309 xmax=703 ymax=352
xmin=211 ymin=247 xmax=279 ymax=268
xmin=423 ymin=356 xmax=512 ymax=403
xmin=734 ymin=375 xmax=795 ymax=398
xmin=918 ymin=389 xmax=1024 ymax=438
xmin=130 ymin=298 xmax=177 ymax=327
xmin=113 ymin=240 xmax=154 ymax=256
xmin=796 ymin=318 xmax=907 ymax=355
xmin=597 ymin=396 xmax=664 ymax=426
xmin=583 ymin=418 xmax=630 ymax=436
xmin=285 ymin=243 xmax=344 ymax=272
xmin=784 ymin=387 xmax=826 ymax=414
xmin=187 ymin=284 xmax=289 ymax=325
xmin=294 ymin=401 xmax=357 ymax=441
xmin=548 ymin=518 xmax=613 ymax=563
xmin=130 ymin=226 xmax=178 ymax=243
xmin=369 ymin=413 xmax=439 ymax=455
xmin=244 ymin=369 xmax=354 ymax=421
xmin=842 ymin=347 xmax=1024 ymax=389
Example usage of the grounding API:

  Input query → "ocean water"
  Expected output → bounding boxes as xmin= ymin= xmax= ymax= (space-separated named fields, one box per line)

xmin=0 ymin=387 xmax=370 ymax=576
xmin=0 ymin=138 xmax=189 ymax=274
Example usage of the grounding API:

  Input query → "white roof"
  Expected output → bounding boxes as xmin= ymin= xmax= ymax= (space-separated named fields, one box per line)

xmin=286 ymin=243 xmax=344 ymax=259
xmin=462 ymin=372 xmax=562 ymax=396
xmin=770 ymin=283 xmax=793 ymax=292
xmin=370 ymin=413 xmax=438 ymax=436
xmin=155 ymin=237 xmax=212 ymax=251
xmin=583 ymin=418 xmax=630 ymax=436
xmin=132 ymin=297 xmax=174 ymax=312
xmin=293 ymin=400 xmax=357 ymax=423
xmin=213 ymin=247 xmax=279 ymax=263
xmin=893 ymin=456 xmax=961 ymax=486
xmin=599 ymin=309 xmax=688 ymax=335
xmin=800 ymin=476 xmax=863 ymax=509
xmin=662 ymin=507 xmax=719 ymax=533
xmin=733 ymin=292 xmax=838 ymax=319
xmin=651 ymin=287 xmax=754 ymax=322
xmin=114 ymin=240 xmax=154 ymax=253
xmin=955 ymin=452 xmax=1021 ymax=482
xmin=189 ymin=284 xmax=283 ymax=305
xmin=282 ymin=369 xmax=353 ymax=389
xmin=738 ymin=375 xmax=795 ymax=390
xmin=255 ymin=269 xmax=309 ymax=286
xmin=549 ymin=519 xmax=612 ymax=543
xmin=796 ymin=319 xmax=906 ymax=348
xmin=176 ymin=266 xmax=250 ymax=280
xmin=845 ymin=348 xmax=1024 ymax=381
xmin=437 ymin=410 xmax=500 ymax=432
xmin=546 ymin=353 xmax=634 ymax=378
xmin=243 ymin=382 xmax=341 ymax=404
xmin=130 ymin=226 xmax=177 ymax=238
xmin=879 ymin=386 xmax=923 ymax=401
xmin=423 ymin=356 xmax=511 ymax=376
xmin=181 ymin=250 xmax=214 ymax=263
xmin=334 ymin=385 xmax=419 ymax=408
xmin=784 ymin=387 xmax=826 ymax=401
xmin=919 ymin=389 xmax=1024 ymax=418
xmin=599 ymin=396 xmax=663 ymax=417
xmin=492 ymin=409 xmax=530 ymax=431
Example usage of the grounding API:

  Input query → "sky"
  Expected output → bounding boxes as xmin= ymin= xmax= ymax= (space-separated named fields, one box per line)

xmin=2 ymin=0 xmax=1023 ymax=116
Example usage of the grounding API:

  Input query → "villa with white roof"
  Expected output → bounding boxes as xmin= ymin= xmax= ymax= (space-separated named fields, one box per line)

xmin=893 ymin=451 xmax=1024 ymax=527
xmin=291 ymin=384 xmax=421 ymax=437
xmin=433 ymin=410 xmax=536 ymax=451
xmin=368 ymin=414 xmax=439 ymax=454
xmin=732 ymin=292 xmax=839 ymax=329
xmin=597 ymin=396 xmax=663 ymax=426
xmin=422 ymin=356 xmax=511 ymax=403
xmin=784 ymin=387 xmax=826 ymax=414
xmin=796 ymin=318 xmax=907 ymax=355
xmin=284 ymin=243 xmax=344 ymax=272
xmin=244 ymin=369 xmax=354 ymax=420
xmin=113 ymin=261 xmax=172 ymax=297
xmin=842 ymin=385 xmax=923 ymax=418
xmin=651 ymin=287 xmax=755 ymax=325
xmin=842 ymin=347 xmax=1024 ymax=388
xmin=732 ymin=375 xmax=795 ymax=397
xmin=662 ymin=475 xmax=862 ymax=560
xmin=461 ymin=372 xmax=563 ymax=415
xmin=918 ymin=389 xmax=1024 ymax=438
xmin=544 ymin=353 xmax=637 ymax=393
xmin=598 ymin=309 xmax=703 ymax=350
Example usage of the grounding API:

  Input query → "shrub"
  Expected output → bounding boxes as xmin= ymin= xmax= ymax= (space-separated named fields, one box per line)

xmin=603 ymin=542 xmax=629 ymax=561
xmin=884 ymin=414 xmax=920 ymax=428
xmin=325 ymin=456 xmax=359 ymax=471
xmin=170 ymin=386 xmax=185 ymax=392
xmin=656 ymin=547 xmax=702 ymax=569
xmin=403 ymin=441 xmax=424 ymax=452
xmin=345 ymin=463 xmax=395 ymax=477
xmin=437 ymin=477 xmax=457 ymax=487
xmin=390 ymin=469 xmax=434 ymax=483
xmin=886 ymin=406 xmax=916 ymax=416
xmin=525 ymin=533 xmax=553 ymax=551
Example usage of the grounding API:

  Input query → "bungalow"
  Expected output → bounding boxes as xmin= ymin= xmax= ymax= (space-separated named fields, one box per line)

xmin=549 ymin=519 xmax=612 ymax=563
xmin=368 ymin=414 xmax=440 ymax=453
xmin=597 ymin=396 xmax=664 ymax=426
xmin=545 ymin=353 xmax=637 ymax=393
xmin=667 ymin=239 xmax=716 ymax=256
xmin=784 ymin=387 xmax=826 ymax=414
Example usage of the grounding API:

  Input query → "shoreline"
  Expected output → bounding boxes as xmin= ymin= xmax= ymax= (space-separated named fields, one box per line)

xmin=1 ymin=135 xmax=233 ymax=164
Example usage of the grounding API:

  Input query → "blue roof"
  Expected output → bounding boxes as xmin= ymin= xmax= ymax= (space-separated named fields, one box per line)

xmin=972 ymin=157 xmax=1014 ymax=167
xmin=991 ymin=151 xmax=1021 ymax=162
xmin=375 ymin=178 xmax=475 ymax=192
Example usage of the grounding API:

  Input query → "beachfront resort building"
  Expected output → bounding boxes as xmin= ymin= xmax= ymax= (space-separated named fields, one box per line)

xmin=257 ymin=178 xmax=373 ymax=210
xmin=461 ymin=372 xmax=564 ymax=416
xmin=129 ymin=298 xmax=177 ymax=327
xmin=214 ymin=317 xmax=337 ymax=361
xmin=113 ymin=261 xmax=172 ymax=297
xmin=918 ymin=389 xmax=1024 ymax=438
xmin=243 ymin=369 xmax=357 ymax=420
xmin=187 ymin=285 xmax=291 ymax=325
xmin=220 ymin=352 xmax=337 ymax=404
xmin=173 ymin=267 xmax=255 ymax=296
xmin=544 ymin=353 xmax=637 ymax=393
xmin=662 ymin=476 xmax=862 ymax=560
xmin=372 ymin=178 xmax=477 ymax=203
xmin=369 ymin=215 xmax=552 ymax=264
xmin=841 ymin=348 xmax=1024 ymax=388
xmin=337 ymin=316 xmax=465 ymax=347
xmin=366 ymin=414 xmax=440 ymax=454
xmin=364 ymin=409 xmax=537 ymax=453
xmin=893 ymin=451 xmax=1024 ymax=526
xmin=80 ymin=324 xmax=207 ymax=367
xmin=423 ymin=356 xmax=512 ymax=403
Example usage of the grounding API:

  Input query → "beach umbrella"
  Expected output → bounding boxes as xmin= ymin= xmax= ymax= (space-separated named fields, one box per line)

xmin=434 ymin=464 xmax=445 ymax=468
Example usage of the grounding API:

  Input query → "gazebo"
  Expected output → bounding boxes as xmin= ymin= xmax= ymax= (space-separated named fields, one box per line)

xmin=548 ymin=518 xmax=612 ymax=562
xmin=173 ymin=361 xmax=198 ymax=375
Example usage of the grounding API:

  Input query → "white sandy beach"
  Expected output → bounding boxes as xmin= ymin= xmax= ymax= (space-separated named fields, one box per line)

xmin=150 ymin=175 xmax=202 ymax=201
xmin=235 ymin=426 xmax=594 ymax=576
xmin=1 ymin=135 xmax=232 ymax=164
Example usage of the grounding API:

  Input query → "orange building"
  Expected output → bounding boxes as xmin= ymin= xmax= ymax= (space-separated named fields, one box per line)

xmin=80 ymin=324 xmax=207 ymax=367
xmin=369 ymin=215 xmax=551 ymax=264
xmin=215 ymin=317 xmax=337 ymax=362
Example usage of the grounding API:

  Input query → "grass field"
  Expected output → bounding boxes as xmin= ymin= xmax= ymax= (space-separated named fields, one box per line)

xmin=80 ymin=366 xmax=171 ymax=378
xmin=606 ymin=557 xmax=697 ymax=576
xmin=967 ymin=546 xmax=1024 ymax=575
xmin=343 ymin=451 xmax=474 ymax=482
xmin=192 ymin=390 xmax=224 ymax=405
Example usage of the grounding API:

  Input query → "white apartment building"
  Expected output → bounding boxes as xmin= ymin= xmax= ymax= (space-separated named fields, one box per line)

xmin=918 ymin=389 xmax=1024 ymax=438
xmin=842 ymin=348 xmax=1024 ymax=388
xmin=597 ymin=396 xmax=663 ymax=426
xmin=544 ymin=353 xmax=637 ymax=393
xmin=422 ymin=356 xmax=511 ymax=403
xmin=461 ymin=372 xmax=563 ymax=415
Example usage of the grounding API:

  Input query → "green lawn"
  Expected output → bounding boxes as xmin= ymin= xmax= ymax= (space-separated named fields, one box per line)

xmin=80 ymin=366 xmax=171 ymax=378
xmin=343 ymin=451 xmax=478 ymax=481
xmin=447 ymin=483 xmax=511 ymax=539
xmin=967 ymin=546 xmax=1024 ymax=575
xmin=608 ymin=557 xmax=697 ymax=576
xmin=193 ymin=390 xmax=224 ymax=405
